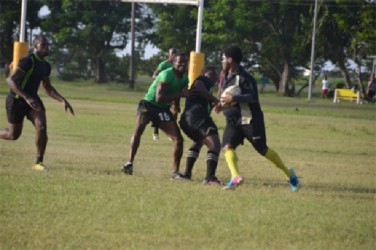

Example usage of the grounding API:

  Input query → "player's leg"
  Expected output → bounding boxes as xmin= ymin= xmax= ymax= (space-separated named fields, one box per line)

xmin=202 ymin=134 xmax=221 ymax=185
xmin=0 ymin=122 xmax=23 ymax=140
xmin=222 ymin=124 xmax=244 ymax=189
xmin=0 ymin=94 xmax=25 ymax=140
xmin=27 ymin=109 xmax=47 ymax=170
xmin=184 ymin=142 xmax=202 ymax=179
xmin=128 ymin=113 xmax=150 ymax=164
xmin=248 ymin=122 xmax=300 ymax=191
xmin=153 ymin=125 xmax=159 ymax=140
xmin=200 ymin=121 xmax=221 ymax=184
xmin=159 ymin=120 xmax=184 ymax=175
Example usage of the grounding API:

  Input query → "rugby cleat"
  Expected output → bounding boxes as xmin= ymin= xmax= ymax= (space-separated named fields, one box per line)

xmin=121 ymin=163 xmax=133 ymax=175
xmin=33 ymin=162 xmax=46 ymax=171
xmin=222 ymin=175 xmax=244 ymax=190
xmin=288 ymin=167 xmax=300 ymax=192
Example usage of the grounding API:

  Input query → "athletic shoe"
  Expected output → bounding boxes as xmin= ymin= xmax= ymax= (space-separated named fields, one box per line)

xmin=289 ymin=167 xmax=300 ymax=192
xmin=153 ymin=133 xmax=159 ymax=140
xmin=33 ymin=162 xmax=46 ymax=171
xmin=171 ymin=172 xmax=189 ymax=180
xmin=202 ymin=176 xmax=222 ymax=186
xmin=222 ymin=175 xmax=244 ymax=190
xmin=121 ymin=163 xmax=133 ymax=175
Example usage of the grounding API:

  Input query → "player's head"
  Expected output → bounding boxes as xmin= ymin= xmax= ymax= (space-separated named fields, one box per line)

xmin=173 ymin=52 xmax=188 ymax=74
xmin=201 ymin=66 xmax=218 ymax=87
xmin=168 ymin=48 xmax=178 ymax=62
xmin=221 ymin=45 xmax=243 ymax=72
xmin=34 ymin=35 xmax=50 ymax=57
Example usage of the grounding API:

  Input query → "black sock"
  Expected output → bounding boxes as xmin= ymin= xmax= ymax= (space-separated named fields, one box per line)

xmin=36 ymin=156 xmax=44 ymax=164
xmin=206 ymin=151 xmax=219 ymax=180
xmin=185 ymin=149 xmax=199 ymax=178
xmin=154 ymin=126 xmax=159 ymax=135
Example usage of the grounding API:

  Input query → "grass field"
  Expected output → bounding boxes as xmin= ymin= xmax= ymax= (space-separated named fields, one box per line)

xmin=0 ymin=79 xmax=375 ymax=249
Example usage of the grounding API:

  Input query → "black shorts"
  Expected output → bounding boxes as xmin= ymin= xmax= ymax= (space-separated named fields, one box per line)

xmin=137 ymin=100 xmax=175 ymax=127
xmin=222 ymin=120 xmax=268 ymax=153
xmin=179 ymin=113 xmax=218 ymax=142
xmin=5 ymin=94 xmax=45 ymax=123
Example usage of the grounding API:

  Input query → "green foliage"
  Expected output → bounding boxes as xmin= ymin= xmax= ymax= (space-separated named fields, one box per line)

xmin=40 ymin=0 xmax=147 ymax=83
xmin=147 ymin=4 xmax=197 ymax=54
xmin=0 ymin=0 xmax=43 ymax=64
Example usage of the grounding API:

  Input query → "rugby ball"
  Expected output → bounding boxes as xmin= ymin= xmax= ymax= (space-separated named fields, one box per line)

xmin=220 ymin=85 xmax=241 ymax=107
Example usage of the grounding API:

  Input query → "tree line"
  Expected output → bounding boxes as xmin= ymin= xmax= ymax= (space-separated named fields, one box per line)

xmin=1 ymin=0 xmax=375 ymax=96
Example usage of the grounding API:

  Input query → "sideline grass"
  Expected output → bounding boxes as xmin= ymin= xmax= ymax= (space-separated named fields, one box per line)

xmin=0 ymin=79 xmax=375 ymax=249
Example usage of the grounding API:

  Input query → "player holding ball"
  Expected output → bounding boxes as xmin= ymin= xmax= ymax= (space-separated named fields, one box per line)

xmin=218 ymin=45 xmax=300 ymax=191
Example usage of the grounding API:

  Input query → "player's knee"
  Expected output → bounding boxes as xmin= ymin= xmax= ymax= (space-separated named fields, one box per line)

xmin=221 ymin=144 xmax=232 ymax=152
xmin=9 ymin=131 xmax=22 ymax=140
xmin=255 ymin=145 xmax=268 ymax=156
xmin=36 ymin=124 xmax=47 ymax=135
xmin=172 ymin=134 xmax=184 ymax=146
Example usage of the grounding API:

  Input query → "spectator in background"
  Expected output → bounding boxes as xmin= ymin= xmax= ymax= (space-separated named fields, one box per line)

xmin=321 ymin=75 xmax=331 ymax=98
xmin=367 ymin=73 xmax=376 ymax=102
xmin=260 ymin=73 xmax=269 ymax=94
xmin=151 ymin=48 xmax=178 ymax=140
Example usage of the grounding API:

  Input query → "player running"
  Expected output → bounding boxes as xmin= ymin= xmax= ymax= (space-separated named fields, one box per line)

xmin=218 ymin=45 xmax=300 ymax=191
xmin=0 ymin=35 xmax=74 ymax=171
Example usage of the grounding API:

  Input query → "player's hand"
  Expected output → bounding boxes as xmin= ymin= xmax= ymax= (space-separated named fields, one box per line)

xmin=213 ymin=103 xmax=222 ymax=113
xmin=64 ymin=100 xmax=75 ymax=116
xmin=26 ymin=97 xmax=41 ymax=111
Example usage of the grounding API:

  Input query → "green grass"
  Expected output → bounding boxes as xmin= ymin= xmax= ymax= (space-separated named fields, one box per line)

xmin=0 ymin=78 xmax=375 ymax=249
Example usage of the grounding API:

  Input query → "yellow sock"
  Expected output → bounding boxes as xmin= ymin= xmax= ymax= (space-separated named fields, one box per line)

xmin=264 ymin=148 xmax=291 ymax=179
xmin=224 ymin=148 xmax=239 ymax=178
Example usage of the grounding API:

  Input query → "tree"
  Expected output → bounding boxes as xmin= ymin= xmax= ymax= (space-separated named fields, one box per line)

xmin=203 ymin=0 xmax=314 ymax=96
xmin=146 ymin=4 xmax=197 ymax=54
xmin=316 ymin=0 xmax=376 ymax=91
xmin=41 ymin=0 xmax=138 ymax=83
xmin=0 ymin=0 xmax=43 ymax=68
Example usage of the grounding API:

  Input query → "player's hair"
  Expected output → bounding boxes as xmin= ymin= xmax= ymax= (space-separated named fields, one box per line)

xmin=174 ymin=52 xmax=187 ymax=61
xmin=222 ymin=45 xmax=243 ymax=64
xmin=169 ymin=48 xmax=178 ymax=54
xmin=33 ymin=35 xmax=48 ymax=47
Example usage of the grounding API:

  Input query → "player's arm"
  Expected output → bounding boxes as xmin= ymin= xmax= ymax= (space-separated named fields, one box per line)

xmin=193 ymin=80 xmax=219 ymax=105
xmin=155 ymin=81 xmax=188 ymax=104
xmin=232 ymin=78 xmax=257 ymax=104
xmin=152 ymin=69 xmax=160 ymax=79
xmin=41 ymin=77 xmax=75 ymax=115
xmin=7 ymin=68 xmax=42 ymax=111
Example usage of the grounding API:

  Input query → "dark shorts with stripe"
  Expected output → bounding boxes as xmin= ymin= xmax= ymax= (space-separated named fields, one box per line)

xmin=222 ymin=119 xmax=268 ymax=154
xmin=5 ymin=94 xmax=45 ymax=123
xmin=179 ymin=113 xmax=218 ymax=142
xmin=137 ymin=99 xmax=175 ymax=127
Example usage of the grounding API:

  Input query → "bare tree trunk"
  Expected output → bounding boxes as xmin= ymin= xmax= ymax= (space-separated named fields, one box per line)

xmin=94 ymin=57 xmax=106 ymax=83
xmin=354 ymin=59 xmax=367 ymax=98
xmin=337 ymin=57 xmax=353 ymax=89
xmin=279 ymin=63 xmax=290 ymax=95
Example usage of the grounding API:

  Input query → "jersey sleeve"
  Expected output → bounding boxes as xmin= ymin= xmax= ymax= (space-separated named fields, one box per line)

xmin=17 ymin=55 xmax=33 ymax=73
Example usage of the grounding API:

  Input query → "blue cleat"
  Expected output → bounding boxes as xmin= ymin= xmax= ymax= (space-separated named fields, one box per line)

xmin=222 ymin=176 xmax=244 ymax=190
xmin=289 ymin=167 xmax=300 ymax=192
